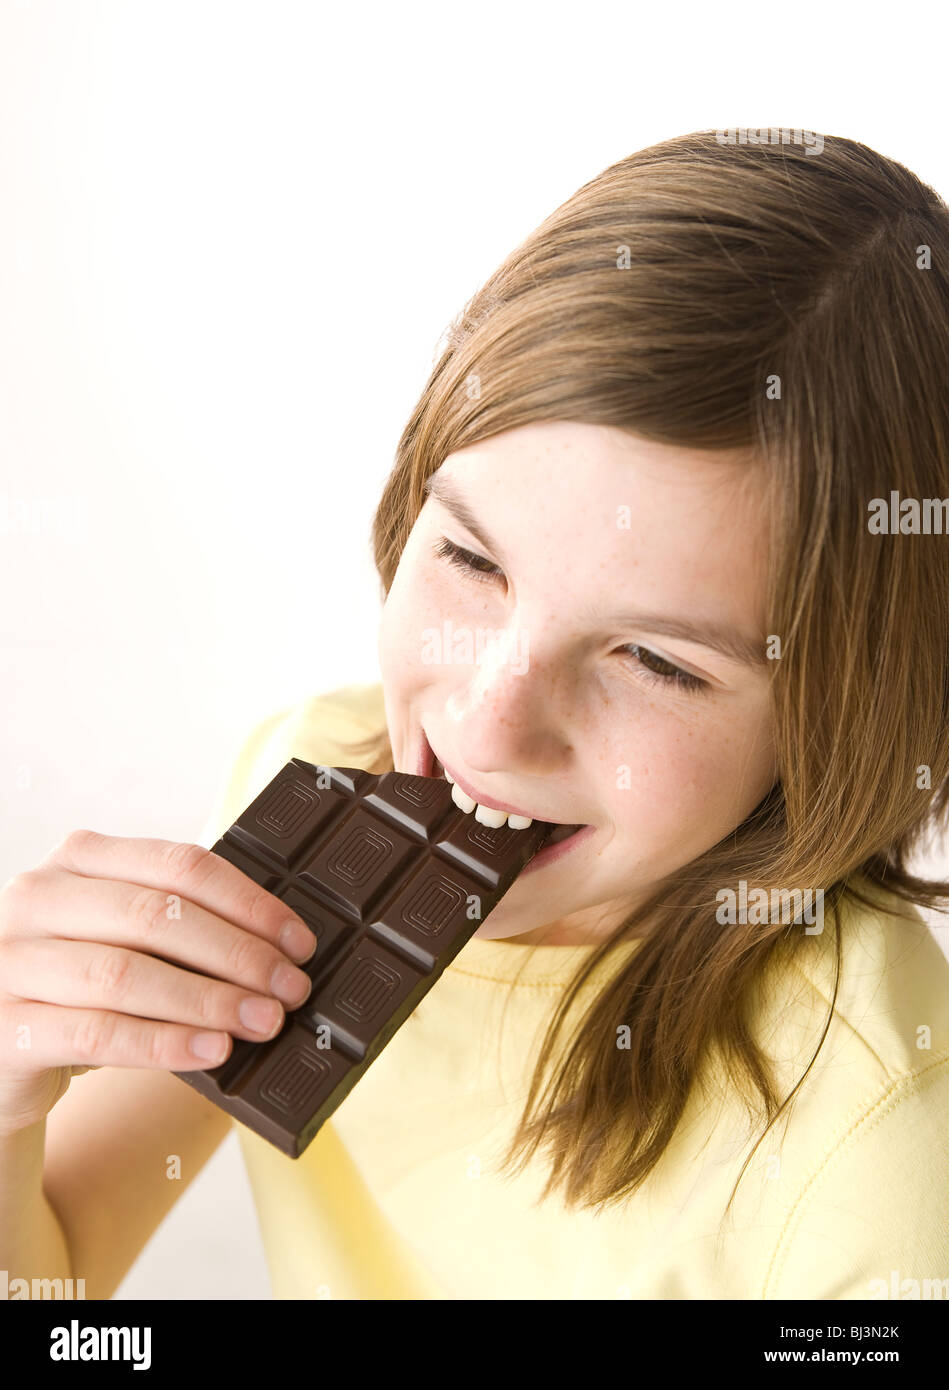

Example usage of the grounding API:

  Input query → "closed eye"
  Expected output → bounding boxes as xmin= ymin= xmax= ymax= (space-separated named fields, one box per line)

xmin=622 ymin=644 xmax=707 ymax=693
xmin=433 ymin=535 xmax=502 ymax=582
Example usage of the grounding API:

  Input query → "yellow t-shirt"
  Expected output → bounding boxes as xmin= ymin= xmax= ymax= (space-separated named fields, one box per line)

xmin=199 ymin=682 xmax=949 ymax=1300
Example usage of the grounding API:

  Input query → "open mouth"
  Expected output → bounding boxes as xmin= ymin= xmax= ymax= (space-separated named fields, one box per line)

xmin=425 ymin=738 xmax=588 ymax=848
xmin=544 ymin=821 xmax=586 ymax=845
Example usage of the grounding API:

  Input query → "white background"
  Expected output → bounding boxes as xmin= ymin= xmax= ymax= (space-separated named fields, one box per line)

xmin=1 ymin=0 xmax=947 ymax=1299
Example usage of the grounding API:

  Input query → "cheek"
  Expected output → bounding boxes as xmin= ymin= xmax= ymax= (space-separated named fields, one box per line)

xmin=377 ymin=574 xmax=417 ymax=691
xmin=603 ymin=703 xmax=775 ymax=836
xmin=377 ymin=540 xmax=449 ymax=688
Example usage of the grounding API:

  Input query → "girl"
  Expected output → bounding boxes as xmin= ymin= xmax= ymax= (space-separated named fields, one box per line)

xmin=2 ymin=130 xmax=948 ymax=1300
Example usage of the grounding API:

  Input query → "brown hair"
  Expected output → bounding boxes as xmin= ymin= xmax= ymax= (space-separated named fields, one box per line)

xmin=340 ymin=131 xmax=949 ymax=1213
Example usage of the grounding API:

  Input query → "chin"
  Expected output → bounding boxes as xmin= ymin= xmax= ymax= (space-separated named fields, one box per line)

xmin=470 ymin=898 xmax=524 ymax=941
xmin=473 ymin=922 xmax=521 ymax=941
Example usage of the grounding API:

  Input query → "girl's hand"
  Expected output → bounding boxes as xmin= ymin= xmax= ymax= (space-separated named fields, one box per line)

xmin=0 ymin=830 xmax=317 ymax=1136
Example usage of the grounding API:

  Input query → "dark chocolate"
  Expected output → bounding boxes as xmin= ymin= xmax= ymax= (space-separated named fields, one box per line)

xmin=173 ymin=761 xmax=557 ymax=1157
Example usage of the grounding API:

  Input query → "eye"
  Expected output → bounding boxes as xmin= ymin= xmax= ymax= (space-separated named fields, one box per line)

xmin=433 ymin=536 xmax=504 ymax=584
xmin=433 ymin=536 xmax=708 ymax=695
xmin=621 ymin=644 xmax=708 ymax=694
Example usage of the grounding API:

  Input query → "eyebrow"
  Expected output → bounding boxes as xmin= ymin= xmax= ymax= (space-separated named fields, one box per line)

xmin=424 ymin=472 xmax=507 ymax=561
xmin=423 ymin=471 xmax=769 ymax=671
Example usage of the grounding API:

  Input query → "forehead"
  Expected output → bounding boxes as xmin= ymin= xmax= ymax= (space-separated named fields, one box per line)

xmin=434 ymin=422 xmax=770 ymax=633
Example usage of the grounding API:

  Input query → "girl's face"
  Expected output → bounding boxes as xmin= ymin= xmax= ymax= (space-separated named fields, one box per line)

xmin=376 ymin=420 xmax=777 ymax=945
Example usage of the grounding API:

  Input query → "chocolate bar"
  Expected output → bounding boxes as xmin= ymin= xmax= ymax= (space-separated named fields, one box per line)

xmin=173 ymin=760 xmax=558 ymax=1157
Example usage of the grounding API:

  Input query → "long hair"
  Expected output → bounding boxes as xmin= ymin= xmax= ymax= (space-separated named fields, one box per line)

xmin=339 ymin=131 xmax=949 ymax=1212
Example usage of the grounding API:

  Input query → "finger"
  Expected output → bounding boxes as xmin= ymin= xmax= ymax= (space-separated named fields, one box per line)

xmin=0 ymin=936 xmax=304 ymax=1040
xmin=42 ymin=831 xmax=317 ymax=963
xmin=0 ymin=998 xmax=233 ymax=1072
xmin=5 ymin=866 xmax=315 ymax=1008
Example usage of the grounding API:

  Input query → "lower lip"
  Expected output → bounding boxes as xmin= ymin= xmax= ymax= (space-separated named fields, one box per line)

xmin=519 ymin=822 xmax=596 ymax=874
xmin=417 ymin=724 xmax=594 ymax=874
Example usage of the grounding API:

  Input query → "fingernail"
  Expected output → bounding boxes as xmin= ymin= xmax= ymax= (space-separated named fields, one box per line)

xmin=239 ymin=996 xmax=284 ymax=1036
xmin=270 ymin=961 xmax=312 ymax=1009
xmin=279 ymin=920 xmax=318 ymax=963
xmin=192 ymin=1031 xmax=230 ymax=1061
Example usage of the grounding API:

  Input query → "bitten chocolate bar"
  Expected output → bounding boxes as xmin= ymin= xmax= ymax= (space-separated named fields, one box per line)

xmin=173 ymin=760 xmax=557 ymax=1157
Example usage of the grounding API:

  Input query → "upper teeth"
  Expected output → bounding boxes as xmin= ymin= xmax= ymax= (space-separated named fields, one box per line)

xmin=438 ymin=767 xmax=534 ymax=830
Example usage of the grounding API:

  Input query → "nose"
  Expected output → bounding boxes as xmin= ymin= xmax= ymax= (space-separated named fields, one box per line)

xmin=445 ymin=651 xmax=574 ymax=781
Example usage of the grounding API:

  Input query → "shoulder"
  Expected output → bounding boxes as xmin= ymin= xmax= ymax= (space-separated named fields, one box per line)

xmin=755 ymin=882 xmax=949 ymax=1297
xmin=788 ymin=880 xmax=949 ymax=1085
xmin=199 ymin=681 xmax=386 ymax=842
xmin=764 ymin=1050 xmax=949 ymax=1298
xmin=268 ymin=681 xmax=387 ymax=763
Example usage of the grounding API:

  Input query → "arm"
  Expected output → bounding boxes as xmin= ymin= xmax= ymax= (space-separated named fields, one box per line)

xmin=1 ymin=1067 xmax=233 ymax=1302
xmin=41 ymin=1066 xmax=233 ymax=1300
xmin=0 ymin=1117 xmax=73 ymax=1287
